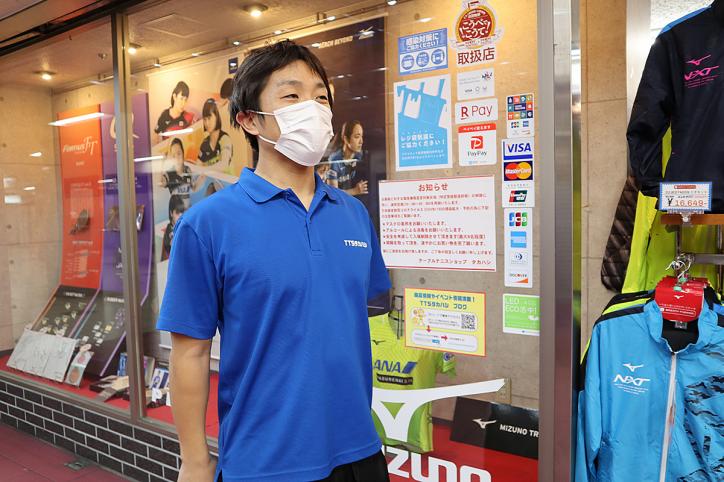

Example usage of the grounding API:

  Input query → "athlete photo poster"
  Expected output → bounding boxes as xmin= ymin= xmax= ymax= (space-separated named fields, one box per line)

xmin=148 ymin=20 xmax=387 ymax=313
xmin=304 ymin=18 xmax=388 ymax=229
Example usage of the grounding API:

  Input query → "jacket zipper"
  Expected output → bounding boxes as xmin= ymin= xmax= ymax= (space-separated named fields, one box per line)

xmin=659 ymin=352 xmax=677 ymax=482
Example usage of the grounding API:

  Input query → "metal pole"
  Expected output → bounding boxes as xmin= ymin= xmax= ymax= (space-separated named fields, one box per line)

xmin=112 ymin=12 xmax=146 ymax=420
xmin=538 ymin=0 xmax=581 ymax=480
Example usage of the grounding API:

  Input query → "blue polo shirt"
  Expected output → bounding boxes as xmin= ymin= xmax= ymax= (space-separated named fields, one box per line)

xmin=157 ymin=168 xmax=391 ymax=482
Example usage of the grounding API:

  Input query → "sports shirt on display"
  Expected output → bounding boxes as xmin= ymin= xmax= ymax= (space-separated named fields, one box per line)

xmin=369 ymin=313 xmax=455 ymax=453
xmin=157 ymin=168 xmax=391 ymax=482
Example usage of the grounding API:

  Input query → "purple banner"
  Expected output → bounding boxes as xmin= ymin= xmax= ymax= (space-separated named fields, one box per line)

xmin=99 ymin=94 xmax=153 ymax=301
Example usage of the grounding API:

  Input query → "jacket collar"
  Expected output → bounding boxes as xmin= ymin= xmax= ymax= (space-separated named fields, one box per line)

xmin=645 ymin=300 xmax=717 ymax=352
xmin=239 ymin=167 xmax=338 ymax=203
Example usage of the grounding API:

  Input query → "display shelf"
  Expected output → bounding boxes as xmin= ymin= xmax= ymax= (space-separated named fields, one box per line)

xmin=661 ymin=213 xmax=724 ymax=225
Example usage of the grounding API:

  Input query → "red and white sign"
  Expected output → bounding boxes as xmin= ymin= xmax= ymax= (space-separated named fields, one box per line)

xmin=379 ymin=176 xmax=497 ymax=271
xmin=451 ymin=0 xmax=504 ymax=67
xmin=457 ymin=123 xmax=496 ymax=166
xmin=455 ymin=98 xmax=498 ymax=124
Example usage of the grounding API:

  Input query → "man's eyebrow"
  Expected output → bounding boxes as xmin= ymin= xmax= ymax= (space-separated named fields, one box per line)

xmin=276 ymin=79 xmax=302 ymax=87
xmin=275 ymin=79 xmax=327 ymax=89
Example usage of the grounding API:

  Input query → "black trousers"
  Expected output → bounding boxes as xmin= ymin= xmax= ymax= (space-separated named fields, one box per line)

xmin=218 ymin=451 xmax=389 ymax=482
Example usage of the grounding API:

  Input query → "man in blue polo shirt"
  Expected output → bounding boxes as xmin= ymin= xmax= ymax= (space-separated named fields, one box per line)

xmin=157 ymin=40 xmax=391 ymax=482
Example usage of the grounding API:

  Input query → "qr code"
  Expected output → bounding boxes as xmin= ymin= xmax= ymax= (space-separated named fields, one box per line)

xmin=461 ymin=314 xmax=476 ymax=330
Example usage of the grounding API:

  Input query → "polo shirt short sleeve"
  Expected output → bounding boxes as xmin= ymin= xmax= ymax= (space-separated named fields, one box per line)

xmin=156 ymin=168 xmax=391 ymax=482
xmin=157 ymin=220 xmax=219 ymax=340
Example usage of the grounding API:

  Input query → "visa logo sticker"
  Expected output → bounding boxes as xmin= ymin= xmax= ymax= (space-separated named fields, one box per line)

xmin=502 ymin=138 xmax=534 ymax=162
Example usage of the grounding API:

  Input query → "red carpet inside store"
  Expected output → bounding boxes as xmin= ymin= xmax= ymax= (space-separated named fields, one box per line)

xmin=0 ymin=422 xmax=127 ymax=481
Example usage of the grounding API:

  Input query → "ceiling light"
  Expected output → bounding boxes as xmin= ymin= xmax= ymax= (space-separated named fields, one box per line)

xmin=243 ymin=3 xmax=268 ymax=18
xmin=419 ymin=17 xmax=432 ymax=23
xmin=273 ymin=30 xmax=283 ymax=35
xmin=327 ymin=15 xmax=336 ymax=21
xmin=191 ymin=52 xmax=201 ymax=57
xmin=128 ymin=43 xmax=141 ymax=55
xmin=311 ymin=42 xmax=321 ymax=48
xmin=49 ymin=112 xmax=105 ymax=126
xmin=232 ymin=40 xmax=241 ymax=46
xmin=159 ymin=128 xmax=194 ymax=137
xmin=29 ymin=152 xmax=42 ymax=157
xmin=23 ymin=186 xmax=35 ymax=191
xmin=153 ymin=58 xmax=162 ymax=68
xmin=387 ymin=0 xmax=397 ymax=5
xmin=36 ymin=71 xmax=54 ymax=81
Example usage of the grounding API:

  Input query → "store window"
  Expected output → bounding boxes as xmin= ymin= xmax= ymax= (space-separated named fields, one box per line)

xmin=123 ymin=0 xmax=542 ymax=477
xmin=0 ymin=20 xmax=135 ymax=416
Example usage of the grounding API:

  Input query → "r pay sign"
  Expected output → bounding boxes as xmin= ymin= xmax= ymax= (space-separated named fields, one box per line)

xmin=458 ymin=123 xmax=496 ymax=166
xmin=455 ymin=98 xmax=498 ymax=124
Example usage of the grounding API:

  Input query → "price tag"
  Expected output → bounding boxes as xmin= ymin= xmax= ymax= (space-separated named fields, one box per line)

xmin=659 ymin=182 xmax=712 ymax=212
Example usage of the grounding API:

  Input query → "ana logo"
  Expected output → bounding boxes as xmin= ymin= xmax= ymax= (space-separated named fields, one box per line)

xmin=344 ymin=239 xmax=368 ymax=248
xmin=374 ymin=360 xmax=417 ymax=374
xmin=470 ymin=135 xmax=485 ymax=149
xmin=473 ymin=419 xmax=497 ymax=430
xmin=509 ymin=190 xmax=528 ymax=203
xmin=623 ymin=363 xmax=643 ymax=373
xmin=508 ymin=211 xmax=528 ymax=227
xmin=504 ymin=161 xmax=533 ymax=180
xmin=613 ymin=374 xmax=650 ymax=387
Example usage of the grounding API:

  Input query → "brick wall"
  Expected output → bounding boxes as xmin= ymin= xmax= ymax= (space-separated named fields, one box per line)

xmin=0 ymin=378 xmax=185 ymax=482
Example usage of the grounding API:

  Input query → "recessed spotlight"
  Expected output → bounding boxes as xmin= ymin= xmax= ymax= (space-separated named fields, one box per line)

xmin=29 ymin=152 xmax=42 ymax=157
xmin=243 ymin=3 xmax=268 ymax=18
xmin=128 ymin=43 xmax=141 ymax=55
xmin=387 ymin=0 xmax=397 ymax=5
xmin=311 ymin=43 xmax=321 ymax=48
xmin=153 ymin=58 xmax=162 ymax=68
xmin=273 ymin=30 xmax=283 ymax=35
xmin=233 ymin=40 xmax=241 ymax=46
xmin=419 ymin=17 xmax=432 ymax=23
xmin=24 ymin=186 xmax=36 ymax=191
xmin=327 ymin=15 xmax=336 ymax=21
xmin=191 ymin=52 xmax=201 ymax=57
xmin=36 ymin=71 xmax=55 ymax=81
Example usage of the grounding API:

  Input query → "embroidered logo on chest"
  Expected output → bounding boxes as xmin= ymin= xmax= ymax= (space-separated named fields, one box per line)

xmin=684 ymin=54 xmax=720 ymax=89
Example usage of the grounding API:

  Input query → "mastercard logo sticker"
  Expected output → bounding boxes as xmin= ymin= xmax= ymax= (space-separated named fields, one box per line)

xmin=504 ymin=161 xmax=533 ymax=180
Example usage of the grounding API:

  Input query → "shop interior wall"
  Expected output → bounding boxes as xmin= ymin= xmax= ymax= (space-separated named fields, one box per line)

xmin=0 ymin=84 xmax=61 ymax=351
xmin=579 ymin=0 xmax=628 ymax=349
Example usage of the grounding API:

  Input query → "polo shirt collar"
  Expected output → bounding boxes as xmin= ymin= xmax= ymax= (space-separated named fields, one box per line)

xmin=239 ymin=167 xmax=339 ymax=203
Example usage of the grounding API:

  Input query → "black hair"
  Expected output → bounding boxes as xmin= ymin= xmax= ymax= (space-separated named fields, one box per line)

xmin=168 ymin=194 xmax=186 ymax=221
xmin=330 ymin=120 xmax=362 ymax=152
xmin=229 ymin=39 xmax=333 ymax=152
xmin=202 ymin=98 xmax=222 ymax=132
xmin=220 ymin=78 xmax=234 ymax=99
xmin=170 ymin=81 xmax=190 ymax=107
xmin=169 ymin=137 xmax=184 ymax=156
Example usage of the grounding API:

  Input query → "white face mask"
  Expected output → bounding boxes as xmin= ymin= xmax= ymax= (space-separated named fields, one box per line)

xmin=255 ymin=100 xmax=334 ymax=167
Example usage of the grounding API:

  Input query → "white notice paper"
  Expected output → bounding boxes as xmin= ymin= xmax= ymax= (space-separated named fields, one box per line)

xmin=379 ymin=176 xmax=496 ymax=271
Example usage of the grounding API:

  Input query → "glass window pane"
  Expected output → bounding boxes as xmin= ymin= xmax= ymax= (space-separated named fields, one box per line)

xmin=0 ymin=20 xmax=132 ymax=415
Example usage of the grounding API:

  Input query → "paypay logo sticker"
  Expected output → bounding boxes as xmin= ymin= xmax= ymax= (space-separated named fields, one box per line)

xmin=457 ymin=123 xmax=496 ymax=166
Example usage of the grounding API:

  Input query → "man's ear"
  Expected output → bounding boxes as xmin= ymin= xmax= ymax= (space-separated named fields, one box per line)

xmin=236 ymin=111 xmax=259 ymax=136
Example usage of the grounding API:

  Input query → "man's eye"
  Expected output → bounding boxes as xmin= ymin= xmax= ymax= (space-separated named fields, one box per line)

xmin=317 ymin=95 xmax=329 ymax=102
xmin=283 ymin=94 xmax=299 ymax=99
